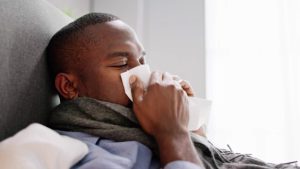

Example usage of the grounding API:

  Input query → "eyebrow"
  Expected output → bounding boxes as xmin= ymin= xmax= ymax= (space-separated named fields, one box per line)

xmin=108 ymin=52 xmax=129 ymax=58
xmin=108 ymin=51 xmax=146 ymax=58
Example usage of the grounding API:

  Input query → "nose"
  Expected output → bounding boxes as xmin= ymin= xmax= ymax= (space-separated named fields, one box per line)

xmin=129 ymin=58 xmax=142 ymax=69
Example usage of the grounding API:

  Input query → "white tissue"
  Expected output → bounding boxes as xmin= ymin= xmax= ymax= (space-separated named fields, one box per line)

xmin=187 ymin=97 xmax=211 ymax=131
xmin=120 ymin=65 xmax=211 ymax=131
xmin=120 ymin=64 xmax=151 ymax=101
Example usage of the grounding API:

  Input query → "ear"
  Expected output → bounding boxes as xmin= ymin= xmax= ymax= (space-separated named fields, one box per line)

xmin=55 ymin=73 xmax=79 ymax=100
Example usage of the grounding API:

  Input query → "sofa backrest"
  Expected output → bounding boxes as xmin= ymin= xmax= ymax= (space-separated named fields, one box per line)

xmin=0 ymin=0 xmax=72 ymax=140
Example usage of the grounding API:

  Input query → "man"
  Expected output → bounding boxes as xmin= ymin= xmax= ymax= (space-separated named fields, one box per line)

xmin=47 ymin=12 xmax=204 ymax=169
xmin=46 ymin=13 xmax=298 ymax=169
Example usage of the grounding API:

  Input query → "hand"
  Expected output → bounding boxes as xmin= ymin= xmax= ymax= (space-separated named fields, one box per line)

xmin=172 ymin=75 xmax=195 ymax=97
xmin=130 ymin=71 xmax=189 ymax=138
xmin=172 ymin=74 xmax=207 ymax=137
xmin=130 ymin=71 xmax=203 ymax=167
xmin=192 ymin=126 xmax=207 ymax=137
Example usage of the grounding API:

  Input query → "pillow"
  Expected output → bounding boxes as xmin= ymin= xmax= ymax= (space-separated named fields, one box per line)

xmin=0 ymin=123 xmax=88 ymax=169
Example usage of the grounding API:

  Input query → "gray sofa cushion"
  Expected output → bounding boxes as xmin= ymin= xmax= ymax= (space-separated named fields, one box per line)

xmin=0 ymin=0 xmax=72 ymax=140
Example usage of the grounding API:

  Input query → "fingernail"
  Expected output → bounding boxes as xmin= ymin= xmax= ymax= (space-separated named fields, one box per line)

xmin=129 ymin=75 xmax=136 ymax=85
xmin=137 ymin=95 xmax=143 ymax=102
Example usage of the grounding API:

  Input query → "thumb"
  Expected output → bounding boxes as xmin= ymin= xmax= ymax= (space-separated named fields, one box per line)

xmin=130 ymin=75 xmax=145 ymax=103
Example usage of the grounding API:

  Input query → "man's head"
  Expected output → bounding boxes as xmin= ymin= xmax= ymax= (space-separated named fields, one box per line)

xmin=46 ymin=13 xmax=146 ymax=106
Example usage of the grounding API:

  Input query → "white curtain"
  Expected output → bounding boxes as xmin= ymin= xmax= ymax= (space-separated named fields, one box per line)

xmin=205 ymin=0 xmax=300 ymax=163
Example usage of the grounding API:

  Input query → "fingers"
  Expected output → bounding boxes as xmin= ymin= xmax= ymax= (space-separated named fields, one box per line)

xmin=140 ymin=71 xmax=195 ymax=96
xmin=162 ymin=72 xmax=173 ymax=82
xmin=180 ymin=80 xmax=194 ymax=96
xmin=192 ymin=126 xmax=207 ymax=137
xmin=130 ymin=75 xmax=144 ymax=103
xmin=149 ymin=71 xmax=162 ymax=85
xmin=172 ymin=74 xmax=195 ymax=96
xmin=172 ymin=75 xmax=181 ymax=82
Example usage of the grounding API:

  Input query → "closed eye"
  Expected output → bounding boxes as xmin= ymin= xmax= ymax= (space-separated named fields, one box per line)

xmin=111 ymin=63 xmax=128 ymax=67
xmin=109 ymin=57 xmax=128 ymax=68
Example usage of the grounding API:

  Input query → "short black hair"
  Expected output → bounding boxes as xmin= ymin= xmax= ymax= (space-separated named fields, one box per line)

xmin=46 ymin=12 xmax=119 ymax=80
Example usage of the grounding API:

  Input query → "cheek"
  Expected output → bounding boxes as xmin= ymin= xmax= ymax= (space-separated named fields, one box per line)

xmin=103 ymin=74 xmax=124 ymax=91
xmin=98 ymin=73 xmax=130 ymax=105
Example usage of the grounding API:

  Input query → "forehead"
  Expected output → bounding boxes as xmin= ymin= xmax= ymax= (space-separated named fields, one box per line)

xmin=81 ymin=20 xmax=141 ymax=49
xmin=73 ymin=20 xmax=144 ymax=71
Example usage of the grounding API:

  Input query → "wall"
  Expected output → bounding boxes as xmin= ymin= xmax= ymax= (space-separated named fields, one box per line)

xmin=46 ymin=0 xmax=91 ymax=19
xmin=92 ymin=0 xmax=206 ymax=97
xmin=46 ymin=0 xmax=206 ymax=97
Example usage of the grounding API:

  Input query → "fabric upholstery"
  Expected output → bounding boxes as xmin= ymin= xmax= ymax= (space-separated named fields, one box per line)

xmin=0 ymin=0 xmax=72 ymax=140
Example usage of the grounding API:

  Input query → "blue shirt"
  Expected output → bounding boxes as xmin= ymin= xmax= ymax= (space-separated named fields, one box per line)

xmin=58 ymin=131 xmax=202 ymax=169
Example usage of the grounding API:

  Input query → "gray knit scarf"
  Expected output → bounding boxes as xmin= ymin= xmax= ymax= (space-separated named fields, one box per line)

xmin=49 ymin=97 xmax=299 ymax=169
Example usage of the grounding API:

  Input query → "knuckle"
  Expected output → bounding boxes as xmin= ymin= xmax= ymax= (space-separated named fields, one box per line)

xmin=172 ymin=74 xmax=180 ymax=79
xmin=178 ymin=88 xmax=185 ymax=95
xmin=180 ymin=80 xmax=187 ymax=84
xmin=167 ymin=83 xmax=177 ymax=90
xmin=151 ymin=82 xmax=160 ymax=88
xmin=151 ymin=71 xmax=160 ymax=77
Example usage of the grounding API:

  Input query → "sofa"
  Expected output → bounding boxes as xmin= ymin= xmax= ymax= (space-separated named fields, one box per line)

xmin=0 ymin=0 xmax=71 ymax=141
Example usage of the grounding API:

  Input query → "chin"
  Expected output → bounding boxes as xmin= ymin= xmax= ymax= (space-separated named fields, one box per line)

xmin=123 ymin=99 xmax=133 ymax=108
xmin=126 ymin=102 xmax=133 ymax=108
xmin=115 ymin=97 xmax=131 ymax=107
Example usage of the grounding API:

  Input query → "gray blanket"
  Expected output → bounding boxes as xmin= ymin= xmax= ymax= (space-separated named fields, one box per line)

xmin=49 ymin=97 xmax=299 ymax=169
